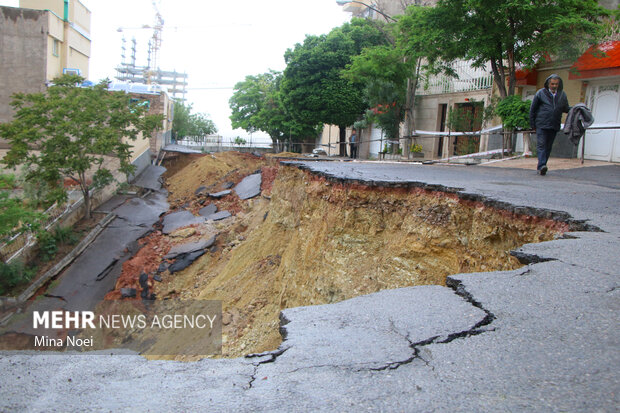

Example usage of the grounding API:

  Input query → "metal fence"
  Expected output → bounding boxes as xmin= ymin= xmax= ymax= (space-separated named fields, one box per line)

xmin=166 ymin=125 xmax=619 ymax=164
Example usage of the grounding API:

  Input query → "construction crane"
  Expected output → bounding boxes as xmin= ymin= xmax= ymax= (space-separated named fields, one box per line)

xmin=114 ymin=0 xmax=189 ymax=101
xmin=116 ymin=0 xmax=164 ymax=81
xmin=147 ymin=0 xmax=164 ymax=73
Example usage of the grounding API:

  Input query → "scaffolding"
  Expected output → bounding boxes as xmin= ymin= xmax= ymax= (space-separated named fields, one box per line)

xmin=114 ymin=1 xmax=188 ymax=101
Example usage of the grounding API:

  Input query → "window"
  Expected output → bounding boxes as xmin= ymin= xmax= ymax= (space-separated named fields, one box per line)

xmin=52 ymin=39 xmax=60 ymax=57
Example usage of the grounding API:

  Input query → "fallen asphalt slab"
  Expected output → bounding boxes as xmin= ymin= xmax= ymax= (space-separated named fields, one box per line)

xmin=0 ymin=161 xmax=618 ymax=412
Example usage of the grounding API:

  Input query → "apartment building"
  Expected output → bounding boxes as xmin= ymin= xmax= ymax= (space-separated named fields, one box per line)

xmin=0 ymin=0 xmax=91 ymax=125
xmin=332 ymin=0 xmax=619 ymax=162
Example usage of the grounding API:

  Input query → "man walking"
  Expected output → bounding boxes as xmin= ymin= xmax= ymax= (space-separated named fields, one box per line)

xmin=529 ymin=74 xmax=570 ymax=175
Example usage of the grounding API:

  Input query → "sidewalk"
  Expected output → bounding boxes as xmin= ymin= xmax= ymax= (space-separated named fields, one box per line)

xmin=481 ymin=156 xmax=611 ymax=170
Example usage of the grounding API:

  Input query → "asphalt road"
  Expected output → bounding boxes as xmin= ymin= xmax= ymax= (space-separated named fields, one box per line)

xmin=1 ymin=161 xmax=618 ymax=412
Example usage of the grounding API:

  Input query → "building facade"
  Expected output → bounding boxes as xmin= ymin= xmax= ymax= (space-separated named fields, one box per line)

xmin=0 ymin=0 xmax=91 ymax=126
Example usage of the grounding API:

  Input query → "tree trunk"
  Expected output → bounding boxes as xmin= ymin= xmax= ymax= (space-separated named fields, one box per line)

xmin=83 ymin=189 xmax=91 ymax=220
xmin=339 ymin=125 xmax=347 ymax=157
xmin=490 ymin=58 xmax=507 ymax=99
xmin=80 ymin=171 xmax=91 ymax=220
xmin=404 ymin=58 xmax=421 ymax=138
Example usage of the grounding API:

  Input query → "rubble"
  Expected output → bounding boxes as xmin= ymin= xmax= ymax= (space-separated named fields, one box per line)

xmin=198 ymin=204 xmax=218 ymax=217
xmin=162 ymin=211 xmax=203 ymax=234
xmin=164 ymin=236 xmax=217 ymax=260
xmin=234 ymin=173 xmax=262 ymax=200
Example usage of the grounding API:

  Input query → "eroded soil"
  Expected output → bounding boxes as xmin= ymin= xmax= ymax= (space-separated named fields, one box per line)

xmin=105 ymin=152 xmax=565 ymax=359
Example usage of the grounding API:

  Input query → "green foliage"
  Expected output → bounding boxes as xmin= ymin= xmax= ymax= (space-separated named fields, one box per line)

xmin=0 ymin=260 xmax=37 ymax=295
xmin=495 ymin=96 xmax=532 ymax=130
xmin=229 ymin=70 xmax=317 ymax=143
xmin=344 ymin=44 xmax=414 ymax=141
xmin=172 ymin=101 xmax=217 ymax=140
xmin=0 ymin=191 xmax=43 ymax=242
xmin=36 ymin=231 xmax=58 ymax=262
xmin=447 ymin=103 xmax=483 ymax=156
xmin=447 ymin=104 xmax=483 ymax=132
xmin=233 ymin=136 xmax=247 ymax=146
xmin=397 ymin=1 xmax=609 ymax=97
xmin=18 ymin=172 xmax=53 ymax=209
xmin=0 ymin=174 xmax=16 ymax=190
xmin=0 ymin=74 xmax=163 ymax=219
xmin=281 ymin=19 xmax=388 ymax=130
xmin=35 ymin=226 xmax=79 ymax=262
xmin=410 ymin=143 xmax=423 ymax=153
xmin=53 ymin=226 xmax=79 ymax=246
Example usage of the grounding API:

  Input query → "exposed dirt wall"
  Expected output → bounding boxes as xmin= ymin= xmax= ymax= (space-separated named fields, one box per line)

xmin=154 ymin=163 xmax=564 ymax=359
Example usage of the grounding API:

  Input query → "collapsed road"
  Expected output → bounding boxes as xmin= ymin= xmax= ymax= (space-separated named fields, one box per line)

xmin=0 ymin=158 xmax=618 ymax=412
xmin=0 ymin=165 xmax=169 ymax=338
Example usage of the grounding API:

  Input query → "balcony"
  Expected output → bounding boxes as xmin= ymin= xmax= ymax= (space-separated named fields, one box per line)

xmin=418 ymin=60 xmax=493 ymax=95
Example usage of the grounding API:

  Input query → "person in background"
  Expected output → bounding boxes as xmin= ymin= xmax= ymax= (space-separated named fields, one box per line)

xmin=529 ymin=74 xmax=570 ymax=176
xmin=350 ymin=128 xmax=358 ymax=159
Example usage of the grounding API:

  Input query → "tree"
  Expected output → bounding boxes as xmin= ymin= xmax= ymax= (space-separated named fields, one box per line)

xmin=229 ymin=71 xmax=319 ymax=147
xmin=281 ymin=19 xmax=388 ymax=155
xmin=398 ymin=0 xmax=609 ymax=98
xmin=343 ymin=44 xmax=415 ymax=141
xmin=0 ymin=74 xmax=162 ymax=220
xmin=230 ymin=72 xmax=274 ymax=135
xmin=172 ymin=101 xmax=217 ymax=141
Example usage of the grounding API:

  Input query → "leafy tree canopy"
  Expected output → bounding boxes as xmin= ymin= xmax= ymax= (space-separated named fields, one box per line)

xmin=172 ymin=101 xmax=217 ymax=140
xmin=343 ymin=43 xmax=416 ymax=140
xmin=0 ymin=74 xmax=162 ymax=219
xmin=230 ymin=70 xmax=325 ymax=144
xmin=281 ymin=18 xmax=389 ymax=131
xmin=397 ymin=0 xmax=609 ymax=97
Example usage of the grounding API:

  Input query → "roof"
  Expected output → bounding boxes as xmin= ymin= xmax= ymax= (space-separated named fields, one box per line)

xmin=515 ymin=68 xmax=538 ymax=86
xmin=570 ymin=41 xmax=620 ymax=80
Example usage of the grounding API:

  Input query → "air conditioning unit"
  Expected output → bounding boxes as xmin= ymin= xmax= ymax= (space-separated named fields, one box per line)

xmin=63 ymin=68 xmax=81 ymax=76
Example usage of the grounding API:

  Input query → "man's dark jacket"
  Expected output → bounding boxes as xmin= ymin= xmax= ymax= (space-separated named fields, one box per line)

xmin=529 ymin=74 xmax=570 ymax=131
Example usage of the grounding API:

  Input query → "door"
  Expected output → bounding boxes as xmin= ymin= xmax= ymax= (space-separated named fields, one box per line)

xmin=583 ymin=82 xmax=620 ymax=162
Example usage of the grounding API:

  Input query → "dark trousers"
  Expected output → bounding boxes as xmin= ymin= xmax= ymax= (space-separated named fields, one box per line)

xmin=536 ymin=128 xmax=557 ymax=170
xmin=350 ymin=143 xmax=358 ymax=159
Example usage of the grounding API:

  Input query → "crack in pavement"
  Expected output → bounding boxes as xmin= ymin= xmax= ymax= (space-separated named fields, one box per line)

xmin=244 ymin=346 xmax=290 ymax=390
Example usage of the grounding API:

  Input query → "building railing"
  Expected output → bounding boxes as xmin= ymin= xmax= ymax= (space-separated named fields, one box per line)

xmin=418 ymin=60 xmax=493 ymax=95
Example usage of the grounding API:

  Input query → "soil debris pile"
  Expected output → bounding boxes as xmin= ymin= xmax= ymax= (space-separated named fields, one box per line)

xmin=163 ymin=151 xmax=266 ymax=208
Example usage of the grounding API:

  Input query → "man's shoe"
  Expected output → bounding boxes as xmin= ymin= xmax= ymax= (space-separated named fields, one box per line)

xmin=540 ymin=165 xmax=548 ymax=176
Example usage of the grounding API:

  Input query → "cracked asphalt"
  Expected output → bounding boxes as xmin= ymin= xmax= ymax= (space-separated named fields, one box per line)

xmin=1 ymin=161 xmax=619 ymax=412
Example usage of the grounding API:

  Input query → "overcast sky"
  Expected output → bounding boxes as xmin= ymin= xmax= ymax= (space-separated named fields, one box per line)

xmin=1 ymin=0 xmax=352 ymax=142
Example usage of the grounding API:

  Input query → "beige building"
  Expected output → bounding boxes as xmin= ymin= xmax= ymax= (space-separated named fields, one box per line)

xmin=1 ymin=1 xmax=173 ymax=173
xmin=0 ymin=0 xmax=91 ymax=126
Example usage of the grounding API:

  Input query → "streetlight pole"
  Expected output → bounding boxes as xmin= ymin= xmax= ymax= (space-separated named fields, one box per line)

xmin=335 ymin=0 xmax=397 ymax=22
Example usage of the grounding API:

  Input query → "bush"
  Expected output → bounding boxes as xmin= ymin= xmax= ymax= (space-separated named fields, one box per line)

xmin=36 ymin=226 xmax=80 ymax=262
xmin=0 ymin=174 xmax=16 ymax=190
xmin=53 ymin=226 xmax=79 ymax=246
xmin=37 ymin=231 xmax=58 ymax=262
xmin=496 ymin=96 xmax=531 ymax=130
xmin=0 ymin=261 xmax=36 ymax=295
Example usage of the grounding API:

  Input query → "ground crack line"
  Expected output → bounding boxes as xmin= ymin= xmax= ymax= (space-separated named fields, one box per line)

xmin=365 ymin=277 xmax=498 ymax=373
xmin=243 ymin=346 xmax=290 ymax=390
